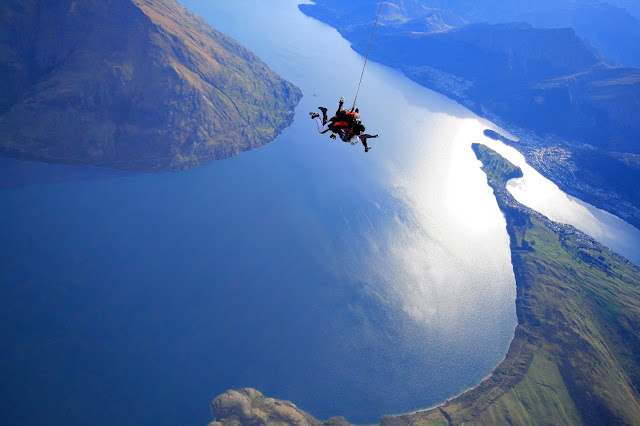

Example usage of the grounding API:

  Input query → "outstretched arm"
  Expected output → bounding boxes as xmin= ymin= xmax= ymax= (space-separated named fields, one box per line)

xmin=336 ymin=96 xmax=345 ymax=116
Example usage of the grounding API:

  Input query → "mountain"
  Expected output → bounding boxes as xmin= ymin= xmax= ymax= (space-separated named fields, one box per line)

xmin=300 ymin=1 xmax=640 ymax=230
xmin=299 ymin=0 xmax=466 ymax=40
xmin=512 ymin=4 xmax=640 ymax=68
xmin=303 ymin=0 xmax=640 ymax=67
xmin=367 ymin=23 xmax=640 ymax=154
xmin=611 ymin=0 xmax=640 ymax=20
xmin=0 ymin=0 xmax=302 ymax=172
xmin=385 ymin=0 xmax=639 ymax=25
xmin=210 ymin=145 xmax=640 ymax=425
xmin=302 ymin=1 xmax=640 ymax=154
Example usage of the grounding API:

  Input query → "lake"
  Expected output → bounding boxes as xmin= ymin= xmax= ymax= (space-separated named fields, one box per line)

xmin=1 ymin=0 xmax=638 ymax=424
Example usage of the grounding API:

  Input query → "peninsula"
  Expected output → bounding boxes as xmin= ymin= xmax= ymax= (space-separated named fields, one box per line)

xmin=0 ymin=0 xmax=302 ymax=172
xmin=209 ymin=145 xmax=640 ymax=425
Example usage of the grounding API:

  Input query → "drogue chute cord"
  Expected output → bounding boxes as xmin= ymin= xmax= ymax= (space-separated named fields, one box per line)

xmin=352 ymin=0 xmax=384 ymax=111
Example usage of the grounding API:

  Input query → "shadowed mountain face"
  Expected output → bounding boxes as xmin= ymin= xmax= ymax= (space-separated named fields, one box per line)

xmin=0 ymin=0 xmax=302 ymax=172
xmin=510 ymin=4 xmax=640 ymax=68
xmin=305 ymin=0 xmax=640 ymax=72
xmin=366 ymin=23 xmax=640 ymax=155
xmin=302 ymin=0 xmax=640 ymax=154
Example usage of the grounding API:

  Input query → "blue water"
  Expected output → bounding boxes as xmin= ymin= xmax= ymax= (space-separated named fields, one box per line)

xmin=0 ymin=1 xmax=533 ymax=424
xmin=0 ymin=142 xmax=504 ymax=424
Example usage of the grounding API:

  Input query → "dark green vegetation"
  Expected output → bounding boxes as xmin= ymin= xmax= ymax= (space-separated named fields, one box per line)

xmin=211 ymin=145 xmax=640 ymax=425
xmin=0 ymin=0 xmax=301 ymax=172
xmin=300 ymin=0 xmax=640 ymax=230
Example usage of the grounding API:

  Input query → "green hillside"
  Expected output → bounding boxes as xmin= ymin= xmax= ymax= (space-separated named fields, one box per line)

xmin=393 ymin=144 xmax=640 ymax=424
xmin=209 ymin=145 xmax=640 ymax=425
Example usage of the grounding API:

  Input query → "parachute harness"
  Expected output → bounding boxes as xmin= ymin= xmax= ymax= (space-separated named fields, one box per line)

xmin=352 ymin=0 xmax=385 ymax=111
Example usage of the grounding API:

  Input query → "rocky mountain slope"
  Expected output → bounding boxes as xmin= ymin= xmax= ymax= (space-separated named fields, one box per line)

xmin=0 ymin=0 xmax=301 ymax=172
xmin=209 ymin=388 xmax=349 ymax=426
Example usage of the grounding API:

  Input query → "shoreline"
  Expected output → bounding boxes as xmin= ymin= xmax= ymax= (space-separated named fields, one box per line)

xmin=210 ymin=144 xmax=640 ymax=424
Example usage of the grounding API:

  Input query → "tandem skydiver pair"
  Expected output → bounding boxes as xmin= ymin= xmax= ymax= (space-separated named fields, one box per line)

xmin=310 ymin=97 xmax=378 ymax=152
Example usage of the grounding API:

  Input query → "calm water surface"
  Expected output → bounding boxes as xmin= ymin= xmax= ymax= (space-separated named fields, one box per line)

xmin=1 ymin=0 xmax=638 ymax=425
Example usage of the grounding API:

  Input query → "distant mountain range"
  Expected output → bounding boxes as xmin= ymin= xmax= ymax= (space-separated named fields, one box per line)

xmin=0 ymin=0 xmax=301 ymax=172
xmin=301 ymin=0 xmax=640 ymax=230
xmin=368 ymin=23 xmax=640 ymax=155
xmin=302 ymin=0 xmax=640 ymax=68
xmin=302 ymin=0 xmax=640 ymax=153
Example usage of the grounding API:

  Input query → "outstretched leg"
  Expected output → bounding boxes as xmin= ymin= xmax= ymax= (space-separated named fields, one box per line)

xmin=314 ymin=116 xmax=333 ymax=134
xmin=359 ymin=136 xmax=370 ymax=152
xmin=318 ymin=107 xmax=328 ymax=125
xmin=336 ymin=96 xmax=345 ymax=116
xmin=359 ymin=134 xmax=378 ymax=152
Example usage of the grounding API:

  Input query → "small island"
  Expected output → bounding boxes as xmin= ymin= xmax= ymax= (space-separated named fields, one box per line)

xmin=0 ymin=0 xmax=302 ymax=172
